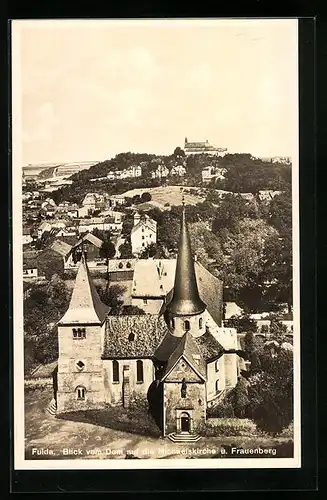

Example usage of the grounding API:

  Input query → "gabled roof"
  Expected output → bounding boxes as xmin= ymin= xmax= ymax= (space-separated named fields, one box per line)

xmin=73 ymin=232 xmax=103 ymax=249
xmin=160 ymin=332 xmax=206 ymax=381
xmin=102 ymin=314 xmax=170 ymax=358
xmin=51 ymin=239 xmax=73 ymax=257
xmin=131 ymin=216 xmax=157 ymax=234
xmin=59 ymin=254 xmax=109 ymax=325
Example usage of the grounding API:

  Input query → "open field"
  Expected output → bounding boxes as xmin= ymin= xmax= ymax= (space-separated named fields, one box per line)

xmin=24 ymin=386 xmax=293 ymax=461
xmin=121 ymin=186 xmax=206 ymax=208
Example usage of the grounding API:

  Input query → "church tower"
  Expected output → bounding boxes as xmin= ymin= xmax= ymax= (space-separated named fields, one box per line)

xmin=165 ymin=204 xmax=207 ymax=338
xmin=56 ymin=254 xmax=110 ymax=413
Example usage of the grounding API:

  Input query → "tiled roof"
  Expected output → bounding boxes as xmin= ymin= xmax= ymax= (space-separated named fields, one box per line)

xmin=131 ymin=216 xmax=157 ymax=235
xmin=160 ymin=332 xmax=206 ymax=381
xmin=196 ymin=330 xmax=224 ymax=362
xmin=51 ymin=239 xmax=73 ymax=257
xmin=102 ymin=314 xmax=170 ymax=359
xmin=59 ymin=255 xmax=110 ymax=325
xmin=74 ymin=233 xmax=103 ymax=249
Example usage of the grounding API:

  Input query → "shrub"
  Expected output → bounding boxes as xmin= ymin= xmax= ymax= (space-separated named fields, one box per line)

xmin=207 ymin=400 xmax=235 ymax=418
xmin=200 ymin=418 xmax=258 ymax=437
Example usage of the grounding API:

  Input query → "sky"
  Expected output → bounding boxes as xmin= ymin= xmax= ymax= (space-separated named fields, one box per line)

xmin=13 ymin=19 xmax=298 ymax=165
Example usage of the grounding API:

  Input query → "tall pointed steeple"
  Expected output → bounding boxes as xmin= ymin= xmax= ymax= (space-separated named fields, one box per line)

xmin=166 ymin=203 xmax=206 ymax=316
xmin=59 ymin=253 xmax=110 ymax=325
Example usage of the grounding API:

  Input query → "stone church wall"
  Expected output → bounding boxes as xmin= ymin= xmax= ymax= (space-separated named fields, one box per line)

xmin=163 ymin=382 xmax=206 ymax=435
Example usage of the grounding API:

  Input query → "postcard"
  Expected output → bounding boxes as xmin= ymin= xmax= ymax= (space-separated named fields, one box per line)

xmin=12 ymin=18 xmax=300 ymax=470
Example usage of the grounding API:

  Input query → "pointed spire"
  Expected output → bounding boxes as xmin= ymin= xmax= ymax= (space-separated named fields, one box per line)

xmin=59 ymin=253 xmax=109 ymax=325
xmin=166 ymin=205 xmax=206 ymax=316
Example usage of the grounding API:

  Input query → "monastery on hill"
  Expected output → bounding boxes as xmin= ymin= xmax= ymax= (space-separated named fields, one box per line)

xmin=55 ymin=205 xmax=241 ymax=439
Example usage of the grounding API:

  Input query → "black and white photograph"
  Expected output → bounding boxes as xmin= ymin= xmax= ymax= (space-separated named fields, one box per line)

xmin=12 ymin=18 xmax=300 ymax=469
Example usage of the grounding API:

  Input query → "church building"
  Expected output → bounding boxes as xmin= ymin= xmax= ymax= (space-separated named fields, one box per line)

xmin=56 ymin=205 xmax=240 ymax=439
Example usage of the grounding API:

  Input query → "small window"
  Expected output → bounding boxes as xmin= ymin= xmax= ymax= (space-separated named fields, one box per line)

xmin=136 ymin=360 xmax=144 ymax=383
xmin=73 ymin=328 xmax=86 ymax=339
xmin=126 ymin=262 xmax=131 ymax=269
xmin=199 ymin=318 xmax=203 ymax=329
xmin=215 ymin=380 xmax=219 ymax=393
xmin=142 ymin=236 xmax=145 ymax=240
xmin=128 ymin=332 xmax=135 ymax=341
xmin=118 ymin=262 xmax=123 ymax=269
xmin=184 ymin=320 xmax=190 ymax=331
xmin=76 ymin=386 xmax=85 ymax=400
xmin=171 ymin=318 xmax=175 ymax=329
xmin=112 ymin=360 xmax=119 ymax=382
xmin=142 ymin=243 xmax=145 ymax=247
xmin=215 ymin=360 xmax=219 ymax=372
xmin=149 ymin=234 xmax=152 ymax=238
xmin=76 ymin=360 xmax=85 ymax=371
xmin=143 ymin=298 xmax=148 ymax=305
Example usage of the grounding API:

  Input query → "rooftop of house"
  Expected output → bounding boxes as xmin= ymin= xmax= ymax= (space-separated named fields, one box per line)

xmin=73 ymin=232 xmax=103 ymax=249
xmin=51 ymin=239 xmax=73 ymax=257
xmin=131 ymin=216 xmax=157 ymax=234
xmin=102 ymin=314 xmax=170 ymax=359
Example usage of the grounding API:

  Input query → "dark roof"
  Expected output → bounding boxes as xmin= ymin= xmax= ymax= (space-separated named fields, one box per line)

xmin=196 ymin=330 xmax=224 ymax=362
xmin=154 ymin=329 xmax=181 ymax=361
xmin=160 ymin=332 xmax=206 ymax=381
xmin=102 ymin=314 xmax=170 ymax=359
xmin=159 ymin=262 xmax=224 ymax=327
xmin=166 ymin=208 xmax=206 ymax=316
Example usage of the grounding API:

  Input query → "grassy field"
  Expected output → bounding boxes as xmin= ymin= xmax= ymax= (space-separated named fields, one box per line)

xmin=121 ymin=186 xmax=205 ymax=208
xmin=24 ymin=386 xmax=293 ymax=461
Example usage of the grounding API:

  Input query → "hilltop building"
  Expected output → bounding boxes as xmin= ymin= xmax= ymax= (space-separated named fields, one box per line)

xmin=55 ymin=206 xmax=240 ymax=440
xmin=184 ymin=137 xmax=227 ymax=156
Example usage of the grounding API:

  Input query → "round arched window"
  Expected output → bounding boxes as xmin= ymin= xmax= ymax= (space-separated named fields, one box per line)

xmin=126 ymin=262 xmax=131 ymax=269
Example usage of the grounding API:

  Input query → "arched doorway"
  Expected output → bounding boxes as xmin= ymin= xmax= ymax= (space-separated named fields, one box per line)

xmin=180 ymin=412 xmax=191 ymax=433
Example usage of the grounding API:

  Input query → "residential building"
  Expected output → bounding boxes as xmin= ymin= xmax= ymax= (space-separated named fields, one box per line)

xmin=107 ymin=165 xmax=142 ymax=180
xmin=131 ymin=212 xmax=157 ymax=255
xmin=170 ymin=164 xmax=186 ymax=176
xmin=184 ymin=137 xmax=228 ymax=156
xmin=201 ymin=166 xmax=227 ymax=184
xmin=78 ymin=214 xmax=123 ymax=235
xmin=55 ymin=207 xmax=240 ymax=440
xmin=56 ymin=202 xmax=79 ymax=218
xmin=22 ymin=226 xmax=33 ymax=245
xmin=151 ymin=165 xmax=169 ymax=179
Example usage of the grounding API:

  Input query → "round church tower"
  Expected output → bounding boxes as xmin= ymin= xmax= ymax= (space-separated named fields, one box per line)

xmin=164 ymin=204 xmax=207 ymax=338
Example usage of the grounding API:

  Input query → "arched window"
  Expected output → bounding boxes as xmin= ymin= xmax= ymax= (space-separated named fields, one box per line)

xmin=126 ymin=261 xmax=131 ymax=268
xmin=184 ymin=320 xmax=190 ymax=331
xmin=136 ymin=360 xmax=144 ymax=383
xmin=215 ymin=380 xmax=219 ymax=393
xmin=112 ymin=360 xmax=119 ymax=382
xmin=76 ymin=386 xmax=86 ymax=400
xmin=118 ymin=262 xmax=123 ymax=269
xmin=171 ymin=318 xmax=175 ymax=329
xmin=199 ymin=317 xmax=203 ymax=329
xmin=128 ymin=332 xmax=135 ymax=342
xmin=215 ymin=360 xmax=219 ymax=372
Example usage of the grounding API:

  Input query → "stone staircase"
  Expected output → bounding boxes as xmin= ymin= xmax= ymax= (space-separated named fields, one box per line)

xmin=168 ymin=432 xmax=201 ymax=443
xmin=46 ymin=398 xmax=57 ymax=416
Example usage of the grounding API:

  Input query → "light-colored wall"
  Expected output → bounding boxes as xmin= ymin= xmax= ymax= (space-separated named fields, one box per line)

xmin=206 ymin=355 xmax=225 ymax=402
xmin=165 ymin=311 xmax=207 ymax=338
xmin=132 ymin=297 xmax=164 ymax=314
xmin=57 ymin=323 xmax=106 ymax=413
xmin=131 ymin=224 xmax=156 ymax=255
xmin=102 ymin=358 xmax=155 ymax=405
xmin=163 ymin=382 xmax=206 ymax=435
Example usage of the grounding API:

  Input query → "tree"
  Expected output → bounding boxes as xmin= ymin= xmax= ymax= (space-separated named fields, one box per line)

xmin=173 ymin=146 xmax=186 ymax=158
xmin=132 ymin=194 xmax=142 ymax=205
xmin=100 ymin=240 xmax=116 ymax=260
xmin=229 ymin=376 xmax=250 ymax=418
xmin=141 ymin=192 xmax=152 ymax=202
xmin=138 ymin=242 xmax=157 ymax=259
xmin=118 ymin=240 xmax=133 ymax=259
xmin=96 ymin=284 xmax=124 ymax=309
xmin=225 ymin=315 xmax=257 ymax=334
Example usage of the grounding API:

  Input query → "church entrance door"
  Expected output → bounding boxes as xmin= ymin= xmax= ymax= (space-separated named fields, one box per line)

xmin=180 ymin=412 xmax=190 ymax=433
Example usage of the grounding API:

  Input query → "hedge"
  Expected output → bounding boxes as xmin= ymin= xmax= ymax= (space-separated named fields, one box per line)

xmin=200 ymin=418 xmax=258 ymax=437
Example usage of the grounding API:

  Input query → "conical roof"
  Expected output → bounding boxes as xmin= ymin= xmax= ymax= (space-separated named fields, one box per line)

xmin=59 ymin=254 xmax=110 ymax=325
xmin=166 ymin=206 xmax=206 ymax=316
